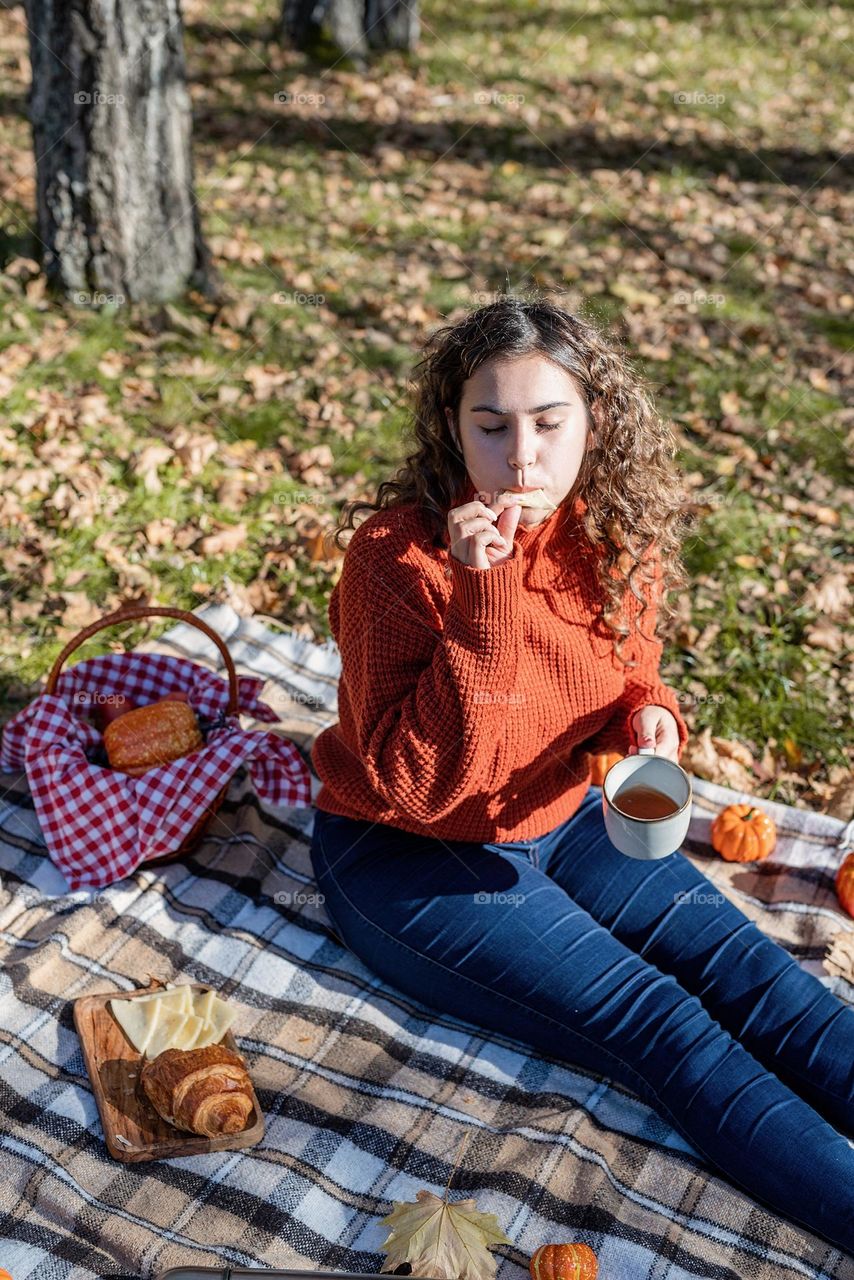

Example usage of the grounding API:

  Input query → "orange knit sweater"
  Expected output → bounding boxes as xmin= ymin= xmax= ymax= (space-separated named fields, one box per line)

xmin=312 ymin=479 xmax=689 ymax=842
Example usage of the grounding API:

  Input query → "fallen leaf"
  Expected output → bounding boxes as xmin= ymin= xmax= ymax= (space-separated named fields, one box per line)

xmin=59 ymin=592 xmax=104 ymax=630
xmin=681 ymin=728 xmax=757 ymax=792
xmin=824 ymin=776 xmax=854 ymax=822
xmin=806 ymin=623 xmax=844 ymax=653
xmin=245 ymin=364 xmax=295 ymax=400
xmin=803 ymin=571 xmax=852 ymax=620
xmin=301 ymin=526 xmax=345 ymax=563
xmin=378 ymin=1190 xmax=512 ymax=1280
xmin=198 ymin=522 xmax=248 ymax=555
xmin=610 ymin=279 xmax=659 ymax=309
xmin=97 ymin=350 xmax=125 ymax=379
xmin=144 ymin=518 xmax=178 ymax=548
xmin=711 ymin=736 xmax=756 ymax=769
xmin=823 ymin=929 xmax=854 ymax=984
xmin=133 ymin=444 xmax=174 ymax=495
xmin=172 ymin=428 xmax=219 ymax=477
xmin=163 ymin=302 xmax=208 ymax=336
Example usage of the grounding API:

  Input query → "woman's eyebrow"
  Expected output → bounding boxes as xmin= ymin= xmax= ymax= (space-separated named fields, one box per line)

xmin=469 ymin=401 xmax=572 ymax=414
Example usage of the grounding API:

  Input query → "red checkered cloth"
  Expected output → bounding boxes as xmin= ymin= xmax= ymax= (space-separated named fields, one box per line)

xmin=0 ymin=652 xmax=313 ymax=890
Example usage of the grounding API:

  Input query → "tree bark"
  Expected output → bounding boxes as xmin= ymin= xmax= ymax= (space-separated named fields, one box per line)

xmin=282 ymin=0 xmax=419 ymax=61
xmin=364 ymin=0 xmax=418 ymax=51
xmin=24 ymin=0 xmax=219 ymax=304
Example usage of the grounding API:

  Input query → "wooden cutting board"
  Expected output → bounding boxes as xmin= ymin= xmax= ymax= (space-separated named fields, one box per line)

xmin=73 ymin=975 xmax=265 ymax=1163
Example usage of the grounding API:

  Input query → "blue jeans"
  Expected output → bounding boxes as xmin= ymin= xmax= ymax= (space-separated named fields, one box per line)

xmin=310 ymin=786 xmax=854 ymax=1253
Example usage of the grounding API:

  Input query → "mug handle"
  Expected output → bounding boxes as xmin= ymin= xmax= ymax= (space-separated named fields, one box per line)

xmin=638 ymin=746 xmax=656 ymax=755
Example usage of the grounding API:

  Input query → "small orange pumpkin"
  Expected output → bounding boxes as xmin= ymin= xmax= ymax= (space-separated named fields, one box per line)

xmin=530 ymin=1243 xmax=598 ymax=1280
xmin=103 ymin=698 xmax=203 ymax=776
xmin=588 ymin=751 xmax=623 ymax=787
xmin=710 ymin=803 xmax=777 ymax=861
xmin=835 ymin=851 xmax=854 ymax=919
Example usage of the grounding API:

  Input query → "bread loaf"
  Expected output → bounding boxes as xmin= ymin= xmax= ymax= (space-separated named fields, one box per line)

xmin=103 ymin=699 xmax=203 ymax=776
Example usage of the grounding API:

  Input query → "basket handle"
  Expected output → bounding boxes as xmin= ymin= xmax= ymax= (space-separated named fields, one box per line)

xmin=44 ymin=605 xmax=240 ymax=715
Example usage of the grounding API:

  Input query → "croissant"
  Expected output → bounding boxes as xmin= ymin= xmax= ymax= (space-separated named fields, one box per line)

xmin=139 ymin=1043 xmax=255 ymax=1138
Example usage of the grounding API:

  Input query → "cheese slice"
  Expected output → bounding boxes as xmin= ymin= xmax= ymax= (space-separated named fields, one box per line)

xmin=497 ymin=487 xmax=556 ymax=510
xmin=178 ymin=1012 xmax=212 ymax=1051
xmin=173 ymin=1012 xmax=204 ymax=1051
xmin=109 ymin=985 xmax=237 ymax=1056
xmin=143 ymin=1006 xmax=193 ymax=1060
xmin=193 ymin=997 xmax=237 ymax=1049
xmin=193 ymin=989 xmax=217 ymax=1026
xmin=129 ymin=985 xmax=194 ymax=1014
xmin=110 ymin=995 xmax=163 ymax=1054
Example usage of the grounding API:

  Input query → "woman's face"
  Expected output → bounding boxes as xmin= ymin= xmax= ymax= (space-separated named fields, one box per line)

xmin=445 ymin=353 xmax=594 ymax=527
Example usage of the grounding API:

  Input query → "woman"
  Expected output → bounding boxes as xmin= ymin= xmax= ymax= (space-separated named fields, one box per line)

xmin=309 ymin=297 xmax=854 ymax=1251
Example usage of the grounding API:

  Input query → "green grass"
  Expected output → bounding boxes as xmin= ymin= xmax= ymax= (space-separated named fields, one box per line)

xmin=0 ymin=0 xmax=851 ymax=806
xmin=807 ymin=312 xmax=854 ymax=352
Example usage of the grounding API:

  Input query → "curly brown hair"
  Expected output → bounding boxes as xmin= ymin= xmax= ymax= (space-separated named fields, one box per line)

xmin=333 ymin=294 xmax=692 ymax=668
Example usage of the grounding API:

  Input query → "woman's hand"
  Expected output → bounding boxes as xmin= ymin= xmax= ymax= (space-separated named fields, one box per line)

xmin=447 ymin=493 xmax=524 ymax=569
xmin=627 ymin=705 xmax=681 ymax=763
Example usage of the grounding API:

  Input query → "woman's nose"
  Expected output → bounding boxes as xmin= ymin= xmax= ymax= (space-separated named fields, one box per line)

xmin=508 ymin=437 xmax=536 ymax=472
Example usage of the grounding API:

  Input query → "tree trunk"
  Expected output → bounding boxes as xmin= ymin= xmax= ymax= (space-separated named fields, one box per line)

xmin=24 ymin=0 xmax=219 ymax=304
xmin=282 ymin=0 xmax=418 ymax=61
xmin=364 ymin=0 xmax=419 ymax=51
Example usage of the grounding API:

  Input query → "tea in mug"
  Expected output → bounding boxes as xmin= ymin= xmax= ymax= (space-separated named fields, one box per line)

xmin=613 ymin=783 xmax=680 ymax=820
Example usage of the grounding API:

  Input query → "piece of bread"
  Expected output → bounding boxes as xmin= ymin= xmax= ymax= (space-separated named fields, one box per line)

xmin=103 ymin=699 xmax=203 ymax=776
xmin=139 ymin=1043 xmax=255 ymax=1138
xmin=497 ymin=487 xmax=555 ymax=509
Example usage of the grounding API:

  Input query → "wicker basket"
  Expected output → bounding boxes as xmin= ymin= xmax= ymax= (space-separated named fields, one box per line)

xmin=45 ymin=605 xmax=239 ymax=867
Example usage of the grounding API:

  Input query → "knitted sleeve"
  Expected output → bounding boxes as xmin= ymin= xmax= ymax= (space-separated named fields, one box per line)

xmin=334 ymin=518 xmax=526 ymax=822
xmin=583 ymin=554 xmax=688 ymax=758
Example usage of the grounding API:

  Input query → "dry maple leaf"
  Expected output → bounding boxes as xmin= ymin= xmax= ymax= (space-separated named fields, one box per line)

xmin=823 ymin=929 xmax=854 ymax=985
xmin=378 ymin=1188 xmax=512 ymax=1280
xmin=680 ymin=727 xmax=758 ymax=792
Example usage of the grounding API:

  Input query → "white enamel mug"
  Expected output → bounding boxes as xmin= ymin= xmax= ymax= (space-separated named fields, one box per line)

xmin=601 ymin=747 xmax=693 ymax=859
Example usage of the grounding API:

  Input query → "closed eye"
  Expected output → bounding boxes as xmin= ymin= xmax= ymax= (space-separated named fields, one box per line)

xmin=480 ymin=422 xmax=563 ymax=435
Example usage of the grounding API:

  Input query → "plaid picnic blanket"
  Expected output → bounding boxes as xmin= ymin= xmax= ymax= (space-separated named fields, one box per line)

xmin=1 ymin=602 xmax=852 ymax=1280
